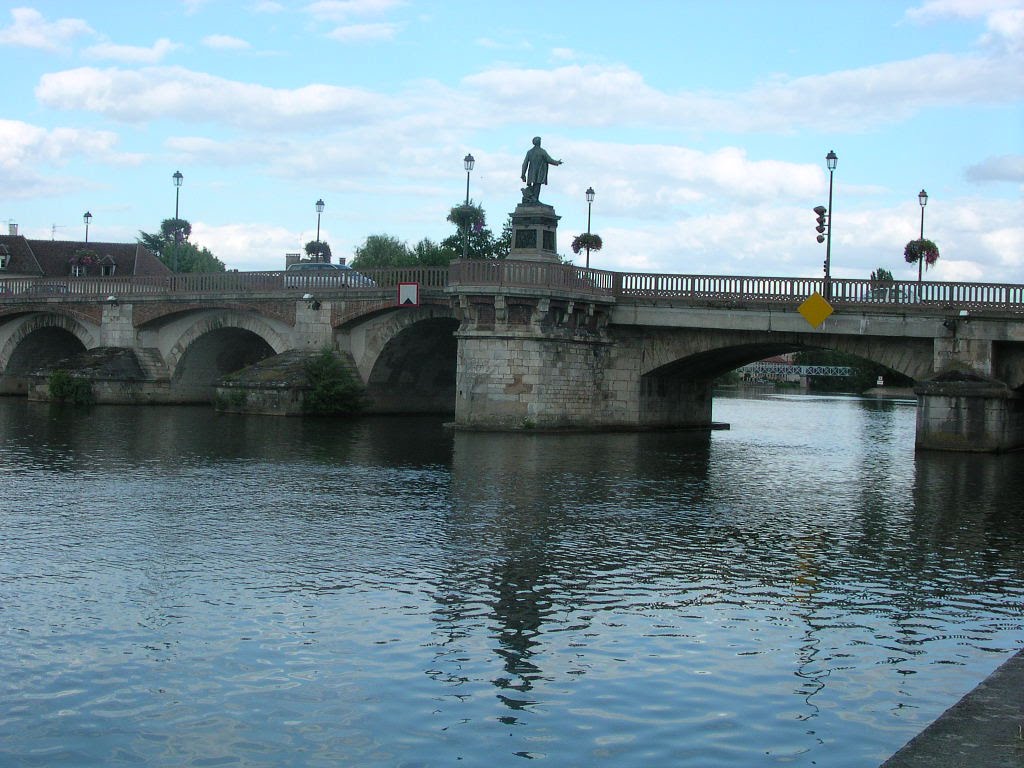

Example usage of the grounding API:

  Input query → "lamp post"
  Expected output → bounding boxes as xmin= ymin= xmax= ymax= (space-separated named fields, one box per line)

xmin=462 ymin=154 xmax=474 ymax=260
xmin=917 ymin=188 xmax=928 ymax=288
xmin=585 ymin=186 xmax=595 ymax=269
xmin=315 ymin=199 xmax=325 ymax=262
xmin=823 ymin=150 xmax=837 ymax=299
xmin=918 ymin=189 xmax=928 ymax=239
xmin=173 ymin=170 xmax=183 ymax=218
xmin=83 ymin=211 xmax=92 ymax=243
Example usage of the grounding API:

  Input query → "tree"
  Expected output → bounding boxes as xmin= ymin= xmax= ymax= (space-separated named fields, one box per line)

xmin=305 ymin=240 xmax=332 ymax=263
xmin=351 ymin=234 xmax=416 ymax=268
xmin=138 ymin=217 xmax=226 ymax=273
xmin=165 ymin=242 xmax=226 ymax=273
xmin=411 ymin=238 xmax=457 ymax=266
xmin=870 ymin=267 xmax=894 ymax=283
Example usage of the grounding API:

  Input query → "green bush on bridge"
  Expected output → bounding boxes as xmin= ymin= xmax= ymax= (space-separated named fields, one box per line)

xmin=47 ymin=370 xmax=94 ymax=406
xmin=302 ymin=350 xmax=367 ymax=415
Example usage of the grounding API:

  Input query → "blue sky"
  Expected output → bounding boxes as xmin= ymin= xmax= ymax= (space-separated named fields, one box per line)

xmin=1 ymin=0 xmax=1021 ymax=281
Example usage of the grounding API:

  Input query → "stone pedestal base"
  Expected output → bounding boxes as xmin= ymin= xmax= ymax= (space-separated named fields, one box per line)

xmin=509 ymin=203 xmax=560 ymax=263
xmin=915 ymin=377 xmax=1024 ymax=452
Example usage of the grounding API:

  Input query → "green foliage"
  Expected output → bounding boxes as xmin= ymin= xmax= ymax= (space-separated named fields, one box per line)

xmin=138 ymin=217 xmax=226 ymax=273
xmin=793 ymin=349 xmax=913 ymax=393
xmin=302 ymin=350 xmax=367 ymax=415
xmin=304 ymin=240 xmax=332 ymax=262
xmin=47 ymin=370 xmax=94 ymax=405
xmin=411 ymin=238 xmax=458 ymax=266
xmin=162 ymin=242 xmax=227 ymax=273
xmin=213 ymin=388 xmax=249 ymax=411
xmin=352 ymin=234 xmax=417 ymax=269
xmin=870 ymin=267 xmax=894 ymax=283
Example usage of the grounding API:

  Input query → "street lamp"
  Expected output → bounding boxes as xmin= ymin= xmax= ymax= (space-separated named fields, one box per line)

xmin=83 ymin=211 xmax=92 ymax=243
xmin=918 ymin=189 xmax=928 ymax=238
xmin=823 ymin=150 xmax=837 ymax=298
xmin=173 ymin=170 xmax=183 ymax=219
xmin=585 ymin=186 xmax=595 ymax=269
xmin=462 ymin=154 xmax=474 ymax=260
xmin=315 ymin=199 xmax=325 ymax=262
xmin=917 ymin=188 xmax=929 ymax=287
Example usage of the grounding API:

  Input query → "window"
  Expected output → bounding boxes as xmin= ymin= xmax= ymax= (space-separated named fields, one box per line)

xmin=72 ymin=263 xmax=86 ymax=277
xmin=0 ymin=244 xmax=8 ymax=270
xmin=101 ymin=263 xmax=116 ymax=276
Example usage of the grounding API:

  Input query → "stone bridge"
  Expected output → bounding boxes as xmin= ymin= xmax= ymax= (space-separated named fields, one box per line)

xmin=2 ymin=262 xmax=1023 ymax=451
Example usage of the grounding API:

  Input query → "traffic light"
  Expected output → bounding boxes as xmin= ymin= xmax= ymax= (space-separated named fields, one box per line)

xmin=813 ymin=205 xmax=828 ymax=243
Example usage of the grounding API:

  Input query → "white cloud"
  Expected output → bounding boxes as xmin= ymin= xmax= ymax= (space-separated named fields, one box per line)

xmin=906 ymin=0 xmax=1022 ymax=23
xmin=0 ymin=7 xmax=92 ymax=50
xmin=464 ymin=51 xmax=1021 ymax=136
xmin=305 ymin=0 xmax=406 ymax=22
xmin=36 ymin=66 xmax=397 ymax=129
xmin=202 ymin=34 xmax=251 ymax=51
xmin=0 ymin=119 xmax=131 ymax=167
xmin=191 ymin=221 xmax=298 ymax=270
xmin=85 ymin=38 xmax=179 ymax=64
xmin=326 ymin=23 xmax=398 ymax=43
xmin=0 ymin=119 xmax=140 ymax=201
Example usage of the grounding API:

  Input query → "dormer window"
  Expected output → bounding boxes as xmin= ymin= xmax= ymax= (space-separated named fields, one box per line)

xmin=72 ymin=263 xmax=86 ymax=277
xmin=100 ymin=256 xmax=116 ymax=277
xmin=0 ymin=244 xmax=9 ymax=270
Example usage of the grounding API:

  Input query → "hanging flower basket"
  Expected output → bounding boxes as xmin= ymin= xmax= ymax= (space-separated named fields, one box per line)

xmin=448 ymin=203 xmax=485 ymax=231
xmin=571 ymin=233 xmax=603 ymax=254
xmin=904 ymin=238 xmax=940 ymax=269
xmin=70 ymin=249 xmax=98 ymax=267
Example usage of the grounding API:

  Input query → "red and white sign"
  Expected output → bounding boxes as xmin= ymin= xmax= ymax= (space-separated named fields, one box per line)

xmin=397 ymin=282 xmax=420 ymax=306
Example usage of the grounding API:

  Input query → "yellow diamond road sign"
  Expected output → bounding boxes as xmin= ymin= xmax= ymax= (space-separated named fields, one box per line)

xmin=799 ymin=292 xmax=834 ymax=328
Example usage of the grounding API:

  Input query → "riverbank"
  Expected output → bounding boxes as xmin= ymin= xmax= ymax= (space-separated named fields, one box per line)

xmin=880 ymin=649 xmax=1024 ymax=767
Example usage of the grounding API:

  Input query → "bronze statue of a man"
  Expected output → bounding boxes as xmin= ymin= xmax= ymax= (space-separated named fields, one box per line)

xmin=520 ymin=137 xmax=562 ymax=205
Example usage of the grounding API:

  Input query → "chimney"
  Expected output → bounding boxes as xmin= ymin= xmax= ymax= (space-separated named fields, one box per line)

xmin=337 ymin=257 xmax=346 ymax=266
xmin=8 ymin=222 xmax=17 ymax=236
xmin=285 ymin=252 xmax=301 ymax=268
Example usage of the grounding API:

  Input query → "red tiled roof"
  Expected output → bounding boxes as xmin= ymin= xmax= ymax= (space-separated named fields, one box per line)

xmin=0 ymin=236 xmax=171 ymax=278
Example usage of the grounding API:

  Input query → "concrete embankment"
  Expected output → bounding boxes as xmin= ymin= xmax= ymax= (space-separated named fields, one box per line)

xmin=880 ymin=649 xmax=1024 ymax=767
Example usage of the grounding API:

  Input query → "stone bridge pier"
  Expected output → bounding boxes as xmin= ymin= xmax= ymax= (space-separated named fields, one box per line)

xmin=450 ymin=289 xmax=714 ymax=431
xmin=915 ymin=329 xmax=1024 ymax=452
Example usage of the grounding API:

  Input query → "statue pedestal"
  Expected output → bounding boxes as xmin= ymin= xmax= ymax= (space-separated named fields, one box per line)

xmin=509 ymin=203 xmax=560 ymax=262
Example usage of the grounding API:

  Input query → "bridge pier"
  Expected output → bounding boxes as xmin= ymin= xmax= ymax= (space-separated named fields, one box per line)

xmin=915 ymin=378 xmax=1024 ymax=452
xmin=451 ymin=283 xmax=716 ymax=431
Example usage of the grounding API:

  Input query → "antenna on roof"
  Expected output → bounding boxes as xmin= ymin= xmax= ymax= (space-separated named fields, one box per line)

xmin=51 ymin=224 xmax=68 ymax=240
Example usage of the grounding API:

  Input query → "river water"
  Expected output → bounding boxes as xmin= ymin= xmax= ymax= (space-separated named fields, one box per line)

xmin=1 ymin=393 xmax=1022 ymax=767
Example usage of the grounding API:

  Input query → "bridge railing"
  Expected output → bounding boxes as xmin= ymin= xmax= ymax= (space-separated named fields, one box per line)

xmin=449 ymin=259 xmax=615 ymax=295
xmin=0 ymin=267 xmax=450 ymax=298
xmin=613 ymin=273 xmax=1024 ymax=312
xmin=3 ymin=263 xmax=1024 ymax=313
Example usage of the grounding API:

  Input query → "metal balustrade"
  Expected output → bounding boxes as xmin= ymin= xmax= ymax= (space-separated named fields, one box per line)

xmin=1 ymin=262 xmax=1023 ymax=313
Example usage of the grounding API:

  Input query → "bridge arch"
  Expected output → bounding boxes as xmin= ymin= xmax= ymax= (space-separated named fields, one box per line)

xmin=0 ymin=312 xmax=98 ymax=376
xmin=164 ymin=311 xmax=289 ymax=398
xmin=344 ymin=305 xmax=459 ymax=413
xmin=633 ymin=329 xmax=934 ymax=383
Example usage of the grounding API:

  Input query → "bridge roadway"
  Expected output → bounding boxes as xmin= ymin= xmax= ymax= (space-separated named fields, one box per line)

xmin=2 ymin=261 xmax=1023 ymax=451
